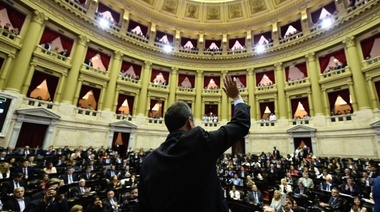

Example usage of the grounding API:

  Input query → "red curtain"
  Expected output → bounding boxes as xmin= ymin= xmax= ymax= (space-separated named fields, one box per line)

xmin=161 ymin=71 xmax=170 ymax=84
xmin=296 ymin=63 xmax=308 ymax=77
xmin=85 ymin=47 xmax=99 ymax=61
xmin=27 ymin=71 xmax=45 ymax=98
xmin=78 ymin=0 xmax=86 ymax=4
xmin=266 ymin=70 xmax=275 ymax=84
xmin=204 ymin=76 xmax=220 ymax=88
xmin=291 ymin=97 xmax=310 ymax=117
xmin=360 ymin=33 xmax=380 ymax=59
xmin=155 ymin=31 xmax=173 ymax=44
xmin=97 ymin=2 xmax=120 ymax=23
xmin=99 ymin=53 xmax=110 ymax=70
xmin=256 ymin=72 xmax=265 ymax=85
xmin=44 ymin=74 xmax=59 ymax=101
xmin=205 ymin=104 xmax=218 ymax=116
xmin=127 ymin=19 xmax=148 ymax=35
xmin=229 ymin=38 xmax=245 ymax=48
xmin=149 ymin=99 xmax=158 ymax=112
xmin=293 ymin=137 xmax=312 ymax=151
xmin=311 ymin=8 xmax=323 ymax=24
xmin=181 ymin=37 xmax=198 ymax=48
xmin=324 ymin=1 xmax=337 ymax=14
xmin=121 ymin=61 xmax=142 ymax=76
xmin=28 ymin=71 xmax=59 ymax=101
xmin=40 ymin=28 xmax=74 ymax=55
xmin=375 ymin=81 xmax=380 ymax=105
xmin=151 ymin=69 xmax=160 ymax=82
xmin=79 ymin=85 xmax=100 ymax=110
xmin=259 ymin=102 xmax=275 ymax=118
xmin=328 ymin=89 xmax=351 ymax=112
xmin=280 ymin=20 xmax=302 ymax=37
xmin=178 ymin=74 xmax=195 ymax=87
xmin=16 ymin=123 xmax=47 ymax=148
xmin=253 ymin=31 xmax=272 ymax=45
xmin=235 ymin=75 xmax=246 ymax=87
xmin=1 ymin=2 xmax=26 ymax=31
xmin=285 ymin=67 xmax=290 ymax=80
xmin=318 ymin=49 xmax=346 ymax=73
xmin=116 ymin=94 xmax=135 ymax=115
xmin=205 ymin=39 xmax=222 ymax=49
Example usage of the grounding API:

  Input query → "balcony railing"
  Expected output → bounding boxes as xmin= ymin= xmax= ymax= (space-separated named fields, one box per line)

xmin=287 ymin=78 xmax=308 ymax=87
xmin=204 ymin=49 xmax=223 ymax=55
xmin=329 ymin=114 xmax=353 ymax=122
xmin=259 ymin=120 xmax=276 ymax=127
xmin=63 ymin=0 xmax=87 ymax=13
xmin=256 ymin=84 xmax=276 ymax=91
xmin=203 ymin=89 xmax=220 ymax=94
xmin=203 ymin=122 xmax=219 ymax=127
xmin=291 ymin=118 xmax=311 ymax=125
xmin=94 ymin=14 xmax=121 ymax=32
xmin=126 ymin=31 xmax=149 ymax=43
xmin=35 ymin=46 xmax=71 ymax=64
xmin=310 ymin=15 xmax=339 ymax=32
xmin=320 ymin=66 xmax=348 ymax=79
xmin=115 ymin=114 xmax=133 ymax=121
xmin=25 ymin=97 xmax=56 ymax=109
xmin=177 ymin=87 xmax=195 ymax=92
xmin=0 ymin=28 xmax=22 ymax=45
xmin=148 ymin=118 xmax=164 ymax=124
xmin=347 ymin=0 xmax=372 ymax=13
xmin=119 ymin=75 xmax=140 ymax=84
xmin=149 ymin=82 xmax=168 ymax=89
xmin=279 ymin=32 xmax=304 ymax=44
xmin=227 ymin=48 xmax=247 ymax=55
xmin=363 ymin=55 xmax=380 ymax=68
xmin=76 ymin=108 xmax=100 ymax=116
xmin=82 ymin=64 xmax=109 ymax=76
xmin=179 ymin=48 xmax=199 ymax=54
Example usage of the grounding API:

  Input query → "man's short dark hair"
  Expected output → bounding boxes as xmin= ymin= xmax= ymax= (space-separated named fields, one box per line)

xmin=164 ymin=101 xmax=193 ymax=132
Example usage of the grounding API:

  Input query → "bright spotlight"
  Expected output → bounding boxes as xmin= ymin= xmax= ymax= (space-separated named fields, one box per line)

xmin=99 ymin=18 xmax=109 ymax=29
xmin=163 ymin=45 xmax=172 ymax=53
xmin=321 ymin=18 xmax=333 ymax=29
xmin=255 ymin=44 xmax=266 ymax=54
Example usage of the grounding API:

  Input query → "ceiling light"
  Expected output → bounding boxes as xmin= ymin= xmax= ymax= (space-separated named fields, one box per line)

xmin=99 ymin=18 xmax=109 ymax=29
xmin=163 ymin=45 xmax=172 ymax=53
xmin=321 ymin=18 xmax=333 ymax=29
xmin=255 ymin=44 xmax=266 ymax=54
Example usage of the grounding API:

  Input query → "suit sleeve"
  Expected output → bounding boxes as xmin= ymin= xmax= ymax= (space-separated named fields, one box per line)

xmin=200 ymin=102 xmax=250 ymax=159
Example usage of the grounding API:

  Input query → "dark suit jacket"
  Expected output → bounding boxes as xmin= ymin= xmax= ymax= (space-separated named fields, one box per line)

xmin=1 ymin=180 xmax=28 ymax=194
xmin=71 ymin=186 xmax=89 ymax=198
xmin=246 ymin=191 xmax=263 ymax=205
xmin=3 ymin=197 xmax=31 ymax=211
xmin=373 ymin=176 xmax=380 ymax=212
xmin=102 ymin=198 xmax=118 ymax=212
xmin=60 ymin=173 xmax=78 ymax=184
xmin=25 ymin=197 xmax=69 ymax=212
xmin=326 ymin=195 xmax=344 ymax=211
xmin=137 ymin=102 xmax=250 ymax=212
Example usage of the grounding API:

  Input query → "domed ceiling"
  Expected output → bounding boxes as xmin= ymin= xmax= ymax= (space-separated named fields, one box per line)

xmin=119 ymin=0 xmax=330 ymax=33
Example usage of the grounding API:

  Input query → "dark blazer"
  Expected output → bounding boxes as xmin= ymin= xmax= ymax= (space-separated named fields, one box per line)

xmin=102 ymin=198 xmax=118 ymax=212
xmin=246 ymin=191 xmax=263 ymax=205
xmin=25 ymin=197 xmax=69 ymax=212
xmin=326 ymin=195 xmax=344 ymax=211
xmin=321 ymin=182 xmax=337 ymax=191
xmin=1 ymin=180 xmax=28 ymax=194
xmin=340 ymin=183 xmax=360 ymax=196
xmin=71 ymin=186 xmax=89 ymax=198
xmin=137 ymin=102 xmax=250 ymax=212
xmin=60 ymin=173 xmax=78 ymax=184
xmin=3 ymin=197 xmax=31 ymax=211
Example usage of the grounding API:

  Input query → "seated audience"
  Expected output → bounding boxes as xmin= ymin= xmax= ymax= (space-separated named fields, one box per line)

xmin=269 ymin=190 xmax=283 ymax=212
xmin=229 ymin=185 xmax=240 ymax=200
xmin=350 ymin=197 xmax=368 ymax=212
xmin=102 ymin=189 xmax=119 ymax=212
xmin=0 ymin=162 xmax=11 ymax=179
xmin=319 ymin=188 xmax=344 ymax=211
xmin=279 ymin=178 xmax=292 ymax=194
xmin=86 ymin=195 xmax=106 ymax=212
xmin=246 ymin=184 xmax=263 ymax=206
xmin=43 ymin=162 xmax=57 ymax=174
xmin=3 ymin=187 xmax=30 ymax=211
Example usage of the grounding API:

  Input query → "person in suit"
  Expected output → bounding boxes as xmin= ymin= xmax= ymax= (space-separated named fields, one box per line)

xmin=16 ymin=160 xmax=36 ymax=180
xmin=267 ymin=163 xmax=278 ymax=186
xmin=3 ymin=187 xmax=30 ymax=211
xmin=279 ymin=178 xmax=292 ymax=194
xmin=137 ymin=75 xmax=251 ymax=212
xmin=321 ymin=176 xmax=337 ymax=192
xmin=246 ymin=184 xmax=263 ymax=206
xmin=44 ymin=42 xmax=52 ymax=51
xmin=81 ymin=166 xmax=98 ymax=180
xmin=105 ymin=165 xmax=119 ymax=179
xmin=319 ymin=188 xmax=344 ymax=211
xmin=86 ymin=195 xmax=106 ymax=212
xmin=273 ymin=147 xmax=280 ymax=159
xmin=293 ymin=182 xmax=311 ymax=207
xmin=298 ymin=172 xmax=314 ymax=189
xmin=341 ymin=177 xmax=361 ymax=196
xmin=25 ymin=178 xmax=69 ymax=212
xmin=102 ymin=189 xmax=119 ymax=212
xmin=1 ymin=172 xmax=27 ymax=196
xmin=71 ymin=179 xmax=91 ymax=198
xmin=373 ymin=175 xmax=380 ymax=212
xmin=60 ymin=166 xmax=78 ymax=184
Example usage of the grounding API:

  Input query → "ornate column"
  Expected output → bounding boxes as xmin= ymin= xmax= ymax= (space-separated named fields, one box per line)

xmin=300 ymin=9 xmax=310 ymax=34
xmin=275 ymin=62 xmax=287 ymax=119
xmin=307 ymin=90 xmax=314 ymax=117
xmin=195 ymin=70 xmax=203 ymax=120
xmin=113 ymin=87 xmax=120 ymax=114
xmin=344 ymin=36 xmax=371 ymax=110
xmin=306 ymin=52 xmax=324 ymax=115
xmin=21 ymin=63 xmax=37 ymax=95
xmin=256 ymin=100 xmax=261 ymax=120
xmin=61 ymin=35 xmax=89 ymax=104
xmin=272 ymin=22 xmax=279 ymax=46
xmin=168 ymin=67 xmax=178 ymax=106
xmin=120 ymin=11 xmax=129 ymax=35
xmin=366 ymin=77 xmax=379 ymax=109
xmin=347 ymin=81 xmax=358 ymax=112
xmin=133 ymin=93 xmax=139 ymax=116
xmin=73 ymin=77 xmax=83 ymax=105
xmin=321 ymin=88 xmax=330 ymax=115
xmin=103 ymin=51 xmax=123 ymax=111
xmin=5 ymin=11 xmax=47 ymax=93
xmin=274 ymin=97 xmax=279 ymax=117
xmin=137 ymin=61 xmax=152 ymax=115
xmin=87 ymin=0 xmax=98 ymax=19
xmin=53 ymin=73 xmax=67 ymax=103
xmin=0 ymin=54 xmax=15 ymax=89
xmin=220 ymin=70 xmax=228 ymax=121
xmin=286 ymin=94 xmax=292 ymax=119
xmin=97 ymin=84 xmax=107 ymax=110
xmin=247 ymin=68 xmax=256 ymax=120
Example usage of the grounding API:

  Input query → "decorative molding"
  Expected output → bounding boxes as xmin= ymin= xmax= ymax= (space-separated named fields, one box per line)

xmin=32 ymin=10 xmax=48 ymax=25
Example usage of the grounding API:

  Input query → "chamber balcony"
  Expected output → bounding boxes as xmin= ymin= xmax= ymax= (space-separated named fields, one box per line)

xmin=24 ymin=97 xmax=56 ymax=110
xmin=115 ymin=114 xmax=134 ymax=121
xmin=34 ymin=46 xmax=72 ymax=67
xmin=126 ymin=31 xmax=149 ymax=43
xmin=0 ymin=28 xmax=21 ymax=46
xmin=75 ymin=107 xmax=100 ymax=117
